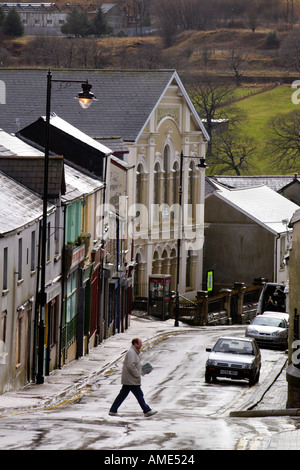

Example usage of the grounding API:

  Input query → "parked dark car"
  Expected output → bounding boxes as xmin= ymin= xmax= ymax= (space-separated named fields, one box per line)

xmin=205 ymin=336 xmax=261 ymax=386
xmin=256 ymin=282 xmax=286 ymax=314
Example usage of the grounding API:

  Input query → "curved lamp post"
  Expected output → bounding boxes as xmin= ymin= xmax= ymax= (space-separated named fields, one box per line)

xmin=36 ymin=69 xmax=97 ymax=384
xmin=174 ymin=152 xmax=207 ymax=327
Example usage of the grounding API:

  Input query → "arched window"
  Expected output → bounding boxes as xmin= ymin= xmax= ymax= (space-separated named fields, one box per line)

xmin=186 ymin=249 xmax=192 ymax=288
xmin=188 ymin=161 xmax=193 ymax=206
xmin=163 ymin=145 xmax=169 ymax=206
xmin=172 ymin=161 xmax=179 ymax=225
xmin=153 ymin=162 xmax=160 ymax=225
xmin=172 ymin=161 xmax=179 ymax=206
xmin=136 ymin=163 xmax=143 ymax=205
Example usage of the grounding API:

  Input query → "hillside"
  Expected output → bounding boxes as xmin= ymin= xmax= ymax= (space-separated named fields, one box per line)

xmin=3 ymin=25 xmax=298 ymax=81
xmin=223 ymin=85 xmax=299 ymax=175
xmin=1 ymin=13 xmax=300 ymax=175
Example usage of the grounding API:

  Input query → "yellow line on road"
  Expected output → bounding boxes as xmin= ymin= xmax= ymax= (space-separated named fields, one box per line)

xmin=0 ymin=385 xmax=91 ymax=418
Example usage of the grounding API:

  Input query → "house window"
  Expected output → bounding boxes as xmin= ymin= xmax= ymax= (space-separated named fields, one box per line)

xmin=65 ymin=202 xmax=81 ymax=244
xmin=66 ymin=270 xmax=78 ymax=323
xmin=3 ymin=247 xmax=8 ymax=291
xmin=47 ymin=221 xmax=51 ymax=261
xmin=280 ymin=235 xmax=286 ymax=269
xmin=18 ymin=238 xmax=23 ymax=281
xmin=49 ymin=299 xmax=58 ymax=346
xmin=31 ymin=230 xmax=36 ymax=272
xmin=0 ymin=311 xmax=7 ymax=364
xmin=15 ymin=313 xmax=23 ymax=367
xmin=1 ymin=311 xmax=6 ymax=344
xmin=54 ymin=208 xmax=60 ymax=254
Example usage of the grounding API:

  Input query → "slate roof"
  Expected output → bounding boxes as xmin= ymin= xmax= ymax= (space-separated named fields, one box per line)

xmin=63 ymin=162 xmax=104 ymax=204
xmin=0 ymin=129 xmax=64 ymax=197
xmin=0 ymin=171 xmax=53 ymax=235
xmin=209 ymin=175 xmax=300 ymax=192
xmin=208 ymin=182 xmax=300 ymax=235
xmin=0 ymin=69 xmax=209 ymax=142
xmin=0 ymin=128 xmax=44 ymax=157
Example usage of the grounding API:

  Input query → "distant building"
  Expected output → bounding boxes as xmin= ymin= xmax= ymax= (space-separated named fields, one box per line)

xmin=0 ymin=2 xmax=131 ymax=35
xmin=207 ymin=174 xmax=300 ymax=206
xmin=204 ymin=182 xmax=299 ymax=289
xmin=0 ymin=3 xmax=67 ymax=35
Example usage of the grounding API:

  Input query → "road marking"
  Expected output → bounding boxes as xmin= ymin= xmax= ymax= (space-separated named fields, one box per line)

xmin=0 ymin=385 xmax=91 ymax=418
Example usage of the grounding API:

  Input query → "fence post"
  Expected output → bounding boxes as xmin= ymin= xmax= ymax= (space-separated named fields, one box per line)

xmin=219 ymin=288 xmax=232 ymax=324
xmin=234 ymin=282 xmax=246 ymax=323
xmin=195 ymin=290 xmax=208 ymax=325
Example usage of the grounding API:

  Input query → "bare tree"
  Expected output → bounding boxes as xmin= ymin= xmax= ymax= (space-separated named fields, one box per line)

xmin=187 ymin=75 xmax=243 ymax=157
xmin=265 ymin=109 xmax=300 ymax=172
xmin=210 ymin=130 xmax=257 ymax=175
xmin=228 ymin=49 xmax=248 ymax=86
xmin=279 ymin=28 xmax=300 ymax=72
xmin=153 ymin=0 xmax=178 ymax=47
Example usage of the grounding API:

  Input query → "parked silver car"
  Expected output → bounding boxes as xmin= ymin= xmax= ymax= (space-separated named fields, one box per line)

xmin=205 ymin=336 xmax=261 ymax=386
xmin=263 ymin=311 xmax=289 ymax=327
xmin=245 ymin=314 xmax=288 ymax=349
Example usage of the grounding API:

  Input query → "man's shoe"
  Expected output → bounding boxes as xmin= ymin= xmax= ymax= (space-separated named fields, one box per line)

xmin=144 ymin=410 xmax=157 ymax=417
xmin=109 ymin=411 xmax=118 ymax=416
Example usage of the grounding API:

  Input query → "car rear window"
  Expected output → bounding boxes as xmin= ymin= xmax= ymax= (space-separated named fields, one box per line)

xmin=214 ymin=338 xmax=254 ymax=355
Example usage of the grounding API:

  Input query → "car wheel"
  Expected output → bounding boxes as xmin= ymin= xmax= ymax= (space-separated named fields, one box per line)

xmin=249 ymin=372 xmax=255 ymax=386
xmin=205 ymin=371 xmax=211 ymax=383
xmin=249 ymin=369 xmax=260 ymax=386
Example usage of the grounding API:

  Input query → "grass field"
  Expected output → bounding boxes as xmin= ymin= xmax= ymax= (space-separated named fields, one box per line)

xmin=228 ymin=85 xmax=299 ymax=174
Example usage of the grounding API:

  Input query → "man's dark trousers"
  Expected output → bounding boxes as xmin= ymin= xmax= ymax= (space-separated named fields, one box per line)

xmin=110 ymin=385 xmax=151 ymax=413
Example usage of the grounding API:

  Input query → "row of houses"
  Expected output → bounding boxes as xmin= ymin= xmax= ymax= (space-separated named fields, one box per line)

xmin=0 ymin=2 xmax=142 ymax=36
xmin=0 ymin=68 xmax=299 ymax=395
xmin=0 ymin=119 xmax=136 ymax=391
xmin=0 ymin=68 xmax=209 ymax=392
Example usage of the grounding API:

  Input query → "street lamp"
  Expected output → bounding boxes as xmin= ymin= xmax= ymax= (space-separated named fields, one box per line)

xmin=174 ymin=152 xmax=207 ymax=327
xmin=36 ymin=69 xmax=97 ymax=384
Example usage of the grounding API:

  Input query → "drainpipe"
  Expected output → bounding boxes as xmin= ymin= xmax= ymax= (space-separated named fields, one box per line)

xmin=58 ymin=204 xmax=66 ymax=369
xmin=33 ymin=219 xmax=42 ymax=381
xmin=274 ymin=234 xmax=280 ymax=283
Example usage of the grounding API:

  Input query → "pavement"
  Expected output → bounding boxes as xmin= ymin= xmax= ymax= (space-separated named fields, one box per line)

xmin=0 ymin=313 xmax=299 ymax=450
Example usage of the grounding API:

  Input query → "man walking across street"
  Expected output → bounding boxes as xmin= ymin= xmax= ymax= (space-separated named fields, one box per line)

xmin=109 ymin=338 xmax=157 ymax=417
